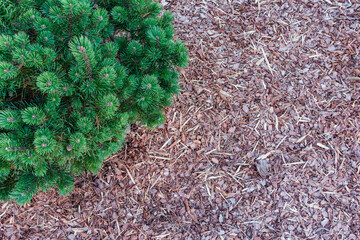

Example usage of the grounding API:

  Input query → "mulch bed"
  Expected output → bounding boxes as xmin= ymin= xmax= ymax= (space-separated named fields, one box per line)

xmin=1 ymin=1 xmax=360 ymax=239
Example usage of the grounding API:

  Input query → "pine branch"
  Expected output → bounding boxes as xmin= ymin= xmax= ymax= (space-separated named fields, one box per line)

xmin=79 ymin=47 xmax=93 ymax=80
xmin=0 ymin=0 xmax=188 ymax=204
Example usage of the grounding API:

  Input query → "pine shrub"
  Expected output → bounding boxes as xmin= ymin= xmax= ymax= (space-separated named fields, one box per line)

xmin=0 ymin=0 xmax=188 ymax=204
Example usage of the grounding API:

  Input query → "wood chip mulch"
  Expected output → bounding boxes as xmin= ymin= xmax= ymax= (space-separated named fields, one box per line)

xmin=1 ymin=1 xmax=360 ymax=239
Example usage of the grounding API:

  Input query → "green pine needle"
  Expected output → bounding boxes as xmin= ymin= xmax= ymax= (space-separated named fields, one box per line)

xmin=0 ymin=0 xmax=188 ymax=204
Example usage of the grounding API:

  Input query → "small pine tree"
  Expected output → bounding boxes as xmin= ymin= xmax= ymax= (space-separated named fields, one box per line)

xmin=0 ymin=0 xmax=188 ymax=204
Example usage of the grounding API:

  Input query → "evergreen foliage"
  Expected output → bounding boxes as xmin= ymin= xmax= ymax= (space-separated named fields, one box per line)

xmin=0 ymin=0 xmax=188 ymax=204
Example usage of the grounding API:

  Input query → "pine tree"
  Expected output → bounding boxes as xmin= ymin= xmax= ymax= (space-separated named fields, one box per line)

xmin=0 ymin=0 xmax=188 ymax=204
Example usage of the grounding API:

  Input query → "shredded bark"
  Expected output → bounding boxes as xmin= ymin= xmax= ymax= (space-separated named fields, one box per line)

xmin=1 ymin=1 xmax=360 ymax=239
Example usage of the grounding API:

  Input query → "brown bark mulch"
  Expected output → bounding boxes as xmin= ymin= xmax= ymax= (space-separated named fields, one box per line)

xmin=1 ymin=1 xmax=360 ymax=239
